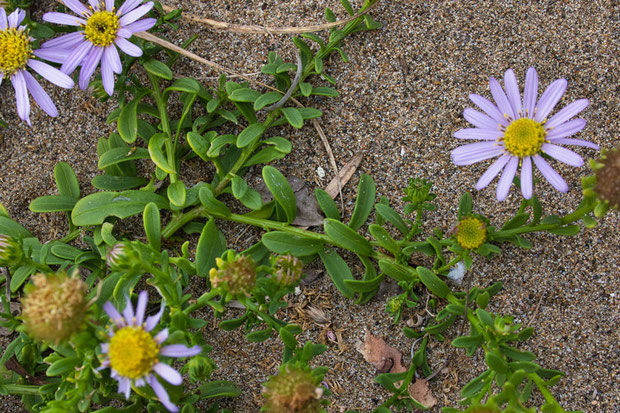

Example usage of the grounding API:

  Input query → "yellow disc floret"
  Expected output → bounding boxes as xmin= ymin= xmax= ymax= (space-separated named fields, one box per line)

xmin=0 ymin=27 xmax=33 ymax=76
xmin=83 ymin=11 xmax=119 ymax=47
xmin=108 ymin=327 xmax=160 ymax=379
xmin=456 ymin=217 xmax=487 ymax=250
xmin=503 ymin=118 xmax=546 ymax=158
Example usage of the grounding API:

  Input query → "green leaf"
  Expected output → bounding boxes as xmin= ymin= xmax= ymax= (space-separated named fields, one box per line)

xmin=340 ymin=0 xmax=354 ymax=15
xmin=458 ymin=192 xmax=472 ymax=219
xmin=344 ymin=273 xmax=384 ymax=293
xmin=10 ymin=265 xmax=35 ymax=292
xmin=311 ymin=86 xmax=339 ymax=97
xmin=92 ymin=175 xmax=148 ymax=191
xmin=349 ymin=174 xmax=375 ymax=230
xmin=237 ymin=123 xmax=266 ymax=148
xmin=165 ymin=78 xmax=200 ymax=95
xmin=54 ymin=162 xmax=80 ymax=199
xmin=452 ymin=335 xmax=483 ymax=349
xmin=374 ymin=204 xmax=408 ymax=235
xmin=50 ymin=243 xmax=82 ymax=260
xmin=314 ymin=57 xmax=324 ymax=74
xmin=461 ymin=370 xmax=492 ymax=398
xmin=279 ymin=327 xmax=298 ymax=348
xmin=46 ymin=357 xmax=80 ymax=376
xmin=143 ymin=59 xmax=173 ymax=80
xmin=246 ymin=328 xmax=272 ymax=342
xmin=500 ymin=345 xmax=536 ymax=362
xmin=148 ymin=133 xmax=176 ymax=174
xmin=378 ymin=260 xmax=415 ymax=282
xmin=98 ymin=147 xmax=150 ymax=169
xmin=501 ymin=213 xmax=530 ymax=230
xmin=299 ymin=82 xmax=312 ymax=96
xmin=368 ymin=224 xmax=400 ymax=256
xmin=476 ymin=308 xmax=494 ymax=328
xmin=262 ymin=136 xmax=292 ymax=153
xmin=262 ymin=166 xmax=296 ymax=223
xmin=323 ymin=218 xmax=372 ymax=256
xmin=208 ymin=134 xmax=236 ymax=157
xmin=117 ymin=93 xmax=147 ymax=144
xmin=29 ymin=195 xmax=76 ymax=212
xmin=229 ymin=87 xmax=261 ymax=103
xmin=485 ymin=352 xmax=509 ymax=374
xmin=244 ymin=147 xmax=288 ymax=167
xmin=187 ymin=131 xmax=216 ymax=162
xmin=71 ymin=191 xmax=169 ymax=226
xmin=315 ymin=188 xmax=340 ymax=220
xmin=167 ymin=181 xmax=187 ymax=208
xmin=0 ymin=216 xmax=32 ymax=238
xmin=261 ymin=232 xmax=323 ymax=256
xmin=417 ymin=266 xmax=451 ymax=298
xmin=547 ymin=225 xmax=580 ymax=236
xmin=196 ymin=219 xmax=226 ymax=277
xmin=281 ymin=107 xmax=304 ymax=129
xmin=297 ymin=108 xmax=322 ymax=120
xmin=198 ymin=381 xmax=241 ymax=399
xmin=231 ymin=176 xmax=262 ymax=210
xmin=143 ymin=202 xmax=161 ymax=251
xmin=199 ymin=186 xmax=230 ymax=217
xmin=253 ymin=92 xmax=282 ymax=110
xmin=318 ymin=248 xmax=354 ymax=298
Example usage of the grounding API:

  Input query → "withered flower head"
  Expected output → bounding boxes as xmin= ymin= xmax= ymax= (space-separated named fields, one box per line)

xmin=272 ymin=254 xmax=304 ymax=287
xmin=209 ymin=251 xmax=256 ymax=297
xmin=262 ymin=363 xmax=324 ymax=413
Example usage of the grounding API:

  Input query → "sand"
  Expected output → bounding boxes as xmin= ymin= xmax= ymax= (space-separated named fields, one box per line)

xmin=1 ymin=0 xmax=618 ymax=411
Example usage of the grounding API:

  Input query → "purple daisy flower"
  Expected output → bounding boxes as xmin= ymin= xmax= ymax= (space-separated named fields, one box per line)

xmin=42 ymin=0 xmax=156 ymax=95
xmin=451 ymin=67 xmax=599 ymax=201
xmin=0 ymin=8 xmax=74 ymax=125
xmin=99 ymin=291 xmax=201 ymax=412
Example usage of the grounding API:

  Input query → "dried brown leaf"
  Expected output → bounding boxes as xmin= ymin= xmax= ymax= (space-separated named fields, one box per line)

xmin=354 ymin=331 xmax=406 ymax=374
xmin=408 ymin=379 xmax=438 ymax=409
xmin=325 ymin=153 xmax=363 ymax=199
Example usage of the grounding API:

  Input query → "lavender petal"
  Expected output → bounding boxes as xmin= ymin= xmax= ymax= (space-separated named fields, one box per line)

xmin=147 ymin=376 xmax=178 ymax=413
xmin=8 ymin=9 xmax=25 ymax=27
xmin=33 ymin=48 xmax=73 ymax=65
xmin=118 ymin=377 xmax=131 ymax=400
xmin=119 ymin=3 xmax=154 ymax=26
xmin=520 ymin=156 xmax=533 ymax=199
xmin=534 ymin=78 xmax=567 ymax=122
xmin=87 ymin=0 xmax=99 ymax=9
xmin=546 ymin=119 xmax=586 ymax=139
xmin=41 ymin=31 xmax=85 ymax=50
xmin=0 ymin=73 xmax=4 ymax=87
xmin=0 ymin=8 xmax=8 ymax=30
xmin=118 ymin=0 xmax=144 ymax=15
xmin=154 ymin=328 xmax=169 ymax=344
xmin=124 ymin=18 xmax=157 ymax=33
xmin=451 ymin=141 xmax=502 ymax=165
xmin=463 ymin=108 xmax=501 ymax=130
xmin=122 ymin=295 xmax=135 ymax=325
xmin=79 ymin=47 xmax=103 ymax=89
xmin=154 ymin=363 xmax=183 ymax=385
xmin=104 ymin=302 xmax=125 ymax=326
xmin=135 ymin=291 xmax=148 ymax=326
xmin=106 ymin=0 xmax=115 ymax=12
xmin=475 ymin=154 xmax=511 ymax=190
xmin=159 ymin=344 xmax=201 ymax=358
xmin=496 ymin=156 xmax=518 ymax=201
xmin=117 ymin=28 xmax=132 ymax=38
xmin=469 ymin=94 xmax=508 ymax=126
xmin=145 ymin=301 xmax=165 ymax=331
xmin=523 ymin=67 xmax=538 ymax=118
xmin=541 ymin=143 xmax=583 ymax=167
xmin=27 ymin=60 xmax=74 ymax=89
xmin=545 ymin=99 xmax=589 ymax=129
xmin=103 ymin=44 xmax=122 ymax=74
xmin=549 ymin=138 xmax=599 ymax=150
xmin=101 ymin=50 xmax=116 ymax=95
xmin=43 ymin=12 xmax=87 ymax=26
xmin=533 ymin=155 xmax=568 ymax=192
xmin=63 ymin=0 xmax=90 ymax=15
xmin=454 ymin=128 xmax=503 ymax=140
xmin=61 ymin=40 xmax=93 ymax=75
xmin=503 ymin=69 xmax=522 ymax=118
xmin=11 ymin=71 xmax=31 ymax=125
xmin=101 ymin=343 xmax=109 ymax=353
xmin=114 ymin=37 xmax=143 ymax=57
xmin=22 ymin=70 xmax=58 ymax=117
xmin=489 ymin=77 xmax=515 ymax=120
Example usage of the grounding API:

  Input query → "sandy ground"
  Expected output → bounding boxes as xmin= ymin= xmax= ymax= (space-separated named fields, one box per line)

xmin=1 ymin=0 xmax=619 ymax=412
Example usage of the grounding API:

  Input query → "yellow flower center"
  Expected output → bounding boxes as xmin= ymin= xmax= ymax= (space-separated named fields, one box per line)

xmin=83 ymin=10 xmax=119 ymax=47
xmin=503 ymin=118 xmax=546 ymax=158
xmin=0 ymin=27 xmax=33 ymax=76
xmin=456 ymin=217 xmax=487 ymax=250
xmin=108 ymin=326 xmax=160 ymax=379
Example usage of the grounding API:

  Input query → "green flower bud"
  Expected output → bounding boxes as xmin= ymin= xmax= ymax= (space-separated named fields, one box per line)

xmin=186 ymin=355 xmax=214 ymax=381
xmin=402 ymin=178 xmax=436 ymax=212
xmin=21 ymin=271 xmax=88 ymax=344
xmin=0 ymin=234 xmax=23 ymax=267
xmin=262 ymin=363 xmax=324 ymax=413
xmin=209 ymin=250 xmax=256 ymax=298
xmin=106 ymin=242 xmax=142 ymax=272
xmin=272 ymin=254 xmax=304 ymax=287
xmin=386 ymin=295 xmax=405 ymax=314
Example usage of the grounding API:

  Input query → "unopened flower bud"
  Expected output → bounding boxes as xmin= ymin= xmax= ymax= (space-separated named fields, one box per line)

xmin=272 ymin=254 xmax=304 ymax=286
xmin=0 ymin=234 xmax=23 ymax=267
xmin=209 ymin=251 xmax=256 ymax=297
xmin=262 ymin=363 xmax=324 ymax=413
xmin=21 ymin=271 xmax=88 ymax=344
xmin=187 ymin=355 xmax=213 ymax=381
xmin=386 ymin=295 xmax=405 ymax=314
xmin=106 ymin=242 xmax=141 ymax=272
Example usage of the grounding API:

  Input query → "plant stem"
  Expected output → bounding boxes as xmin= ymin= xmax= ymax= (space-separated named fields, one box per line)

xmin=148 ymin=73 xmax=176 ymax=183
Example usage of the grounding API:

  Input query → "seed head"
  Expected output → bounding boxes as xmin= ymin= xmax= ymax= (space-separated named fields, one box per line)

xmin=272 ymin=254 xmax=304 ymax=287
xmin=21 ymin=271 xmax=88 ymax=344
xmin=262 ymin=363 xmax=324 ymax=413
xmin=209 ymin=251 xmax=256 ymax=297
